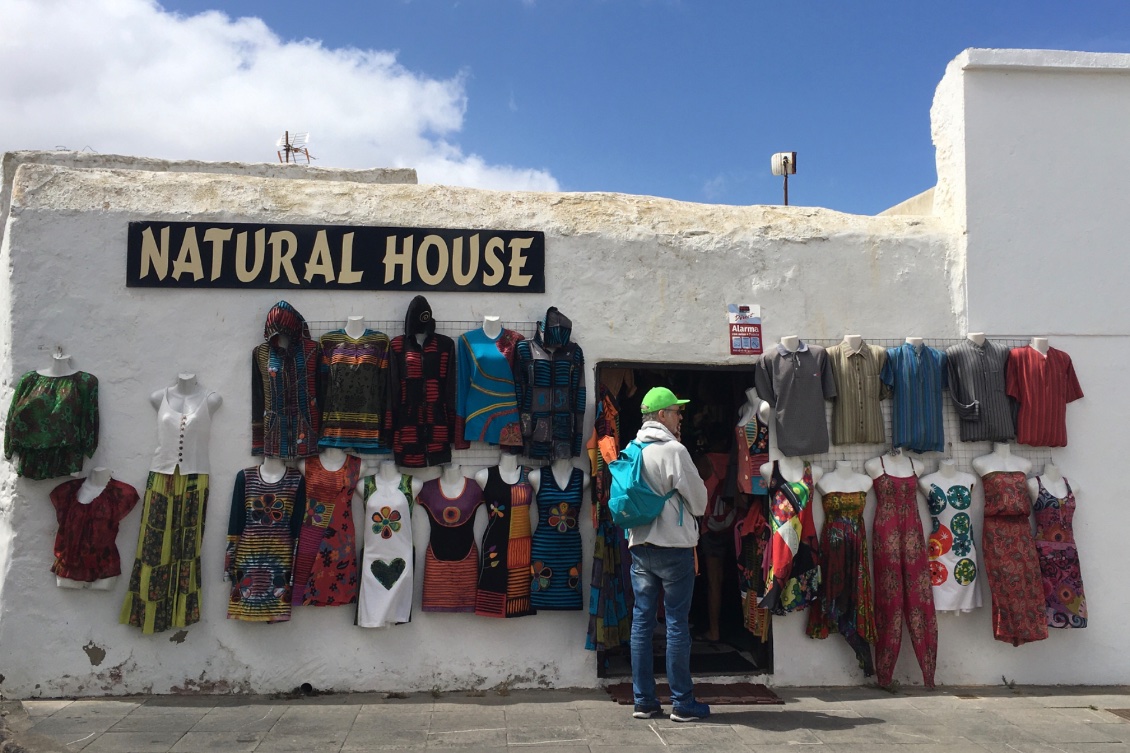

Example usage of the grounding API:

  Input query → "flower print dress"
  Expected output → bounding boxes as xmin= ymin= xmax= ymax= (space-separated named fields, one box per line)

xmin=357 ymin=473 xmax=415 ymax=627
xmin=475 ymin=465 xmax=535 ymax=618
xmin=1032 ymin=476 xmax=1088 ymax=629
xmin=530 ymin=466 xmax=584 ymax=610
xmin=925 ymin=478 xmax=982 ymax=612
xmin=292 ymin=454 xmax=363 ymax=606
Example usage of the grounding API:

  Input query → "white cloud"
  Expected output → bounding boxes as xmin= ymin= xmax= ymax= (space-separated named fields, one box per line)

xmin=0 ymin=0 xmax=559 ymax=191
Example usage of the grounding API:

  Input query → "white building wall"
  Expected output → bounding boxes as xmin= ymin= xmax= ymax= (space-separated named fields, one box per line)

xmin=0 ymin=161 xmax=959 ymax=697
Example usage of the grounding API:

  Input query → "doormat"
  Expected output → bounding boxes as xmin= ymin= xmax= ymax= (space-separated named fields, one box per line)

xmin=605 ymin=681 xmax=782 ymax=705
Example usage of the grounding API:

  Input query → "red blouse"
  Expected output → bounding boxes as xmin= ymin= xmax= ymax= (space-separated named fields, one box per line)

xmin=1006 ymin=346 xmax=1083 ymax=448
xmin=50 ymin=478 xmax=139 ymax=582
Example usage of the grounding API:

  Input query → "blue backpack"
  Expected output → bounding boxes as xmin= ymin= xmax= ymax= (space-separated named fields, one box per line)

xmin=607 ymin=440 xmax=684 ymax=535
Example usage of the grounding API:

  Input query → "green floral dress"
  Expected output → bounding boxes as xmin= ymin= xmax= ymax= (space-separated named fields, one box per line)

xmin=4 ymin=371 xmax=99 ymax=480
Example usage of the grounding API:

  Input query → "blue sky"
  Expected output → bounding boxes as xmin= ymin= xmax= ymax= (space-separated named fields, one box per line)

xmin=4 ymin=1 xmax=1129 ymax=213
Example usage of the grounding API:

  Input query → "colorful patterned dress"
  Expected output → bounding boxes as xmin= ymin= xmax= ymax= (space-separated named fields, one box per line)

xmin=4 ymin=370 xmax=99 ymax=480
xmin=871 ymin=458 xmax=937 ymax=688
xmin=1032 ymin=477 xmax=1087 ymax=629
xmin=736 ymin=499 xmax=771 ymax=640
xmin=292 ymin=454 xmax=362 ymax=606
xmin=926 ymin=479 xmax=982 ymax=612
xmin=317 ymin=329 xmax=391 ymax=452
xmin=530 ymin=466 xmax=584 ymax=610
xmin=758 ymin=461 xmax=821 ymax=615
xmin=806 ymin=490 xmax=877 ymax=676
xmin=417 ymin=477 xmax=483 ymax=612
xmin=225 ymin=466 xmax=305 ymax=623
xmin=455 ymin=326 xmax=525 ymax=448
xmin=475 ymin=466 xmax=535 ymax=618
xmin=981 ymin=471 xmax=1047 ymax=645
xmin=357 ymin=473 xmax=415 ymax=628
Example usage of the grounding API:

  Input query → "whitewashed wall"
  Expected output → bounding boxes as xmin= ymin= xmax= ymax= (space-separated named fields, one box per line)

xmin=0 ymin=157 xmax=959 ymax=697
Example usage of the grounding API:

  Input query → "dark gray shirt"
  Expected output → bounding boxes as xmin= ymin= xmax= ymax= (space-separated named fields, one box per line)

xmin=754 ymin=342 xmax=837 ymax=457
xmin=945 ymin=339 xmax=1016 ymax=442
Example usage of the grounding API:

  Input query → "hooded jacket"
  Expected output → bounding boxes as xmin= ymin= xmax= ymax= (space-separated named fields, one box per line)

xmin=252 ymin=300 xmax=321 ymax=459
xmin=513 ymin=306 xmax=586 ymax=460
xmin=626 ymin=421 xmax=709 ymax=549
xmin=385 ymin=296 xmax=458 ymax=467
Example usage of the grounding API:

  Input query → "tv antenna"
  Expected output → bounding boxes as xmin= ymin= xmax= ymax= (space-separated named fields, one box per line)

xmin=276 ymin=131 xmax=314 ymax=164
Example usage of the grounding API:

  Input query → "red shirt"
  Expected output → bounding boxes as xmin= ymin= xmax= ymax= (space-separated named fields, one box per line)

xmin=50 ymin=478 xmax=139 ymax=582
xmin=1006 ymin=346 xmax=1083 ymax=447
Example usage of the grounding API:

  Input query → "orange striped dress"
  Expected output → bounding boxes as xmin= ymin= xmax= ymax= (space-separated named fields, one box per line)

xmin=417 ymin=477 xmax=483 ymax=612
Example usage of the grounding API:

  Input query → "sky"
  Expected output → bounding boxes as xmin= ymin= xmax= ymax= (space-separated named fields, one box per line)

xmin=3 ymin=1 xmax=1129 ymax=214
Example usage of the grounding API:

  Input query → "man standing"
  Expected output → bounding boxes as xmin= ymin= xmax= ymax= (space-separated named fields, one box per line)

xmin=628 ymin=387 xmax=711 ymax=722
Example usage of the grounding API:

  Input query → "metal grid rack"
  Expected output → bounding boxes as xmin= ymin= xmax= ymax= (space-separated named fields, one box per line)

xmin=800 ymin=337 xmax=1055 ymax=477
xmin=305 ymin=319 xmax=543 ymax=475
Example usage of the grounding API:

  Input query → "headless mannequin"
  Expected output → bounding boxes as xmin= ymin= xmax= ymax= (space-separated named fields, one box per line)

xmin=841 ymin=334 xmax=863 ymax=353
xmin=905 ymin=336 xmax=924 ymax=348
xmin=300 ymin=447 xmax=348 ymax=474
xmin=149 ymin=373 xmax=223 ymax=414
xmin=275 ymin=334 xmax=291 ymax=350
xmin=1029 ymin=462 xmax=1073 ymax=500
xmin=475 ymin=452 xmax=522 ymax=489
xmin=1030 ymin=337 xmax=1050 ymax=356
xmin=378 ymin=459 xmax=422 ymax=498
xmin=439 ymin=463 xmax=468 ymax=496
xmin=919 ymin=459 xmax=977 ymax=497
xmin=817 ymin=460 xmax=873 ymax=495
xmin=482 ymin=315 xmax=502 ymax=340
xmin=58 ymin=465 xmax=119 ymax=590
xmin=529 ymin=458 xmax=589 ymax=494
xmin=345 ymin=315 xmax=366 ymax=339
xmin=967 ymin=332 xmax=987 ymax=347
xmin=761 ymin=456 xmax=824 ymax=487
xmin=38 ymin=352 xmax=78 ymax=377
xmin=259 ymin=457 xmax=288 ymax=483
xmin=972 ymin=442 xmax=1032 ymax=476
xmin=737 ymin=386 xmax=771 ymax=426
xmin=865 ymin=450 xmax=923 ymax=479
xmin=779 ymin=335 xmax=800 ymax=353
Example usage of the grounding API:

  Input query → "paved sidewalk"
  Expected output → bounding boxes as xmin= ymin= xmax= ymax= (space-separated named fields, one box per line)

xmin=3 ymin=684 xmax=1130 ymax=752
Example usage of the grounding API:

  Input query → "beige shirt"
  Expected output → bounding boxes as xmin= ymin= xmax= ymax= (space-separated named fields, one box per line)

xmin=827 ymin=342 xmax=890 ymax=445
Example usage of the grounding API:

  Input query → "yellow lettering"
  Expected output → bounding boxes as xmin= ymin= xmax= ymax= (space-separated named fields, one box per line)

xmin=482 ymin=237 xmax=505 ymax=286
xmin=235 ymin=230 xmax=265 ymax=283
xmin=507 ymin=237 xmax=534 ymax=287
xmin=383 ymin=235 xmax=413 ymax=284
xmin=452 ymin=234 xmax=479 ymax=286
xmin=303 ymin=230 xmax=336 ymax=283
xmin=203 ymin=228 xmax=232 ymax=282
xmin=417 ymin=234 xmax=449 ymax=286
xmin=171 ymin=227 xmax=204 ymax=282
xmin=139 ymin=226 xmax=170 ymax=280
xmin=339 ymin=232 xmax=362 ymax=284
xmin=268 ymin=231 xmax=300 ymax=284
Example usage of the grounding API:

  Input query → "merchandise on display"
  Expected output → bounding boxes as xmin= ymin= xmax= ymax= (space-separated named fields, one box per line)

xmin=473 ymin=455 xmax=536 ymax=618
xmin=292 ymin=450 xmax=363 ymax=607
xmin=4 ymin=354 xmax=99 ymax=480
xmin=919 ymin=461 xmax=982 ymax=613
xmin=252 ymin=301 xmax=321 ymax=459
xmin=1029 ymin=465 xmax=1088 ymax=629
xmin=417 ymin=466 xmax=483 ymax=613
xmin=945 ymin=335 xmax=1016 ymax=442
xmin=881 ymin=339 xmax=947 ymax=454
xmin=357 ymin=463 xmax=419 ymax=628
xmin=455 ymin=316 xmax=524 ymax=448
xmin=513 ymin=306 xmax=586 ymax=460
xmin=758 ymin=458 xmax=821 ymax=615
xmin=529 ymin=462 xmax=586 ymax=611
xmin=50 ymin=469 xmax=139 ymax=589
xmin=1007 ymin=339 xmax=1083 ymax=447
xmin=317 ymin=317 xmax=391 ymax=453
xmin=754 ymin=338 xmax=836 ymax=457
xmin=826 ymin=337 xmax=890 ymax=446
xmin=385 ymin=296 xmax=457 ymax=468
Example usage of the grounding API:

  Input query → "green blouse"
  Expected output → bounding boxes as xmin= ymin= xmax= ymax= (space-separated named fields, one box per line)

xmin=4 ymin=371 xmax=99 ymax=479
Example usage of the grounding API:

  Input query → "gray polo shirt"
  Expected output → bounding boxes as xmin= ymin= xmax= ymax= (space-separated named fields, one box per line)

xmin=945 ymin=339 xmax=1016 ymax=442
xmin=753 ymin=342 xmax=837 ymax=457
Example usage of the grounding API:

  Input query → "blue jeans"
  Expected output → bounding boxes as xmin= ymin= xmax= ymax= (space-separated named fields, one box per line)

xmin=629 ymin=545 xmax=696 ymax=708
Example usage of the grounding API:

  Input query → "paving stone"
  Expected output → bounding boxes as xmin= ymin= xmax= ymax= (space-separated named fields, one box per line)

xmin=80 ymin=729 xmax=185 ymax=752
xmin=506 ymin=724 xmax=589 ymax=746
xmin=256 ymin=730 xmax=349 ymax=751
xmin=342 ymin=725 xmax=429 ymax=749
xmin=109 ymin=712 xmax=205 ymax=733
xmin=424 ymin=726 xmax=507 ymax=748
xmin=21 ymin=700 xmax=74 ymax=717
xmin=169 ymin=730 xmax=266 ymax=752
xmin=188 ymin=704 xmax=287 ymax=732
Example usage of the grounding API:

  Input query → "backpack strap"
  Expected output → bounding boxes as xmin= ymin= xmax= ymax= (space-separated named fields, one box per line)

xmin=632 ymin=439 xmax=683 ymax=524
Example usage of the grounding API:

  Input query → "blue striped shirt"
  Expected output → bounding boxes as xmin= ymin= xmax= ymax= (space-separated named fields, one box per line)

xmin=881 ymin=343 xmax=947 ymax=453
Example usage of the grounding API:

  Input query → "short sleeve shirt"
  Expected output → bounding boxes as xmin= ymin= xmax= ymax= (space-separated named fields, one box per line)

xmin=945 ymin=339 xmax=1015 ymax=442
xmin=881 ymin=343 xmax=947 ymax=453
xmin=753 ymin=342 xmax=836 ymax=457
xmin=826 ymin=342 xmax=889 ymax=445
xmin=1006 ymin=346 xmax=1083 ymax=447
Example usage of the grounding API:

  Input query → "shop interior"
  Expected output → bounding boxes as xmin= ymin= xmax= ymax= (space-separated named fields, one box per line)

xmin=596 ymin=362 xmax=771 ymax=679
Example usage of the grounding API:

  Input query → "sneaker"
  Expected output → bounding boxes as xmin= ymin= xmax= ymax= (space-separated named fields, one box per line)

xmin=632 ymin=703 xmax=663 ymax=719
xmin=670 ymin=700 xmax=711 ymax=722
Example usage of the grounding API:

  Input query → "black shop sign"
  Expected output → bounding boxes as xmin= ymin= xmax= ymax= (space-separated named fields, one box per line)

xmin=126 ymin=221 xmax=545 ymax=292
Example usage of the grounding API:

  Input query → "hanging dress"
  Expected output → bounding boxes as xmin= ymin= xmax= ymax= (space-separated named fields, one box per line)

xmin=735 ymin=498 xmax=771 ymax=640
xmin=1032 ymin=477 xmax=1087 ymax=629
xmin=981 ymin=471 xmax=1047 ymax=645
xmin=926 ymin=481 xmax=982 ymax=612
xmin=758 ymin=461 xmax=821 ymax=615
xmin=4 ymin=370 xmax=99 ymax=480
xmin=292 ymin=454 xmax=363 ymax=606
xmin=120 ymin=389 xmax=215 ymax=634
xmin=417 ymin=477 xmax=483 ymax=612
xmin=871 ymin=458 xmax=937 ymax=688
xmin=806 ymin=490 xmax=877 ymax=676
xmin=530 ymin=466 xmax=584 ymax=610
xmin=225 ymin=466 xmax=305 ymax=623
xmin=475 ymin=466 xmax=536 ymax=618
xmin=357 ymin=473 xmax=416 ymax=628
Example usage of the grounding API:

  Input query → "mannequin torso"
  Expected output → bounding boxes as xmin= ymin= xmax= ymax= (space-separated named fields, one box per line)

xmin=150 ymin=373 xmax=223 ymax=413
xmin=259 ymin=457 xmax=288 ymax=483
xmin=1029 ymin=462 xmax=1073 ymax=499
xmin=345 ymin=315 xmax=366 ymax=339
xmin=865 ymin=451 xmax=922 ymax=479
xmin=967 ymin=332 xmax=986 ymax=347
xmin=737 ymin=387 xmax=771 ymax=426
xmin=529 ymin=458 xmax=588 ymax=494
xmin=482 ymin=315 xmax=502 ymax=340
xmin=77 ymin=467 xmax=112 ymax=505
xmin=779 ymin=335 xmax=800 ymax=353
xmin=38 ymin=353 xmax=77 ymax=377
xmin=817 ymin=460 xmax=872 ymax=495
xmin=761 ymin=456 xmax=824 ymax=486
xmin=842 ymin=334 xmax=863 ymax=353
xmin=972 ymin=442 xmax=1032 ymax=477
xmin=919 ymin=460 xmax=977 ymax=497
xmin=475 ymin=453 xmax=522 ymax=489
xmin=439 ymin=464 xmax=468 ymax=496
xmin=1030 ymin=337 xmax=1050 ymax=356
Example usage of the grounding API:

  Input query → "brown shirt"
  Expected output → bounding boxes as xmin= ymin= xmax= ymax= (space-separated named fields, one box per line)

xmin=827 ymin=342 xmax=890 ymax=445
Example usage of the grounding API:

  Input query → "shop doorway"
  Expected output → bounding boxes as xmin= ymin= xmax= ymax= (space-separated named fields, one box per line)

xmin=594 ymin=362 xmax=771 ymax=679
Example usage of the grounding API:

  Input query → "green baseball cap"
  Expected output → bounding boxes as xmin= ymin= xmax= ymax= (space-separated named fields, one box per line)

xmin=640 ymin=386 xmax=690 ymax=413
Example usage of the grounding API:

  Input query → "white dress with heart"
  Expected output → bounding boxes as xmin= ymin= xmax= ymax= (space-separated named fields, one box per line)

xmin=357 ymin=473 xmax=415 ymax=628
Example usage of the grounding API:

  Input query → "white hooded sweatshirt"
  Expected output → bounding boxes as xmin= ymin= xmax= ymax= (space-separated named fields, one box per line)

xmin=626 ymin=421 xmax=710 ymax=549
